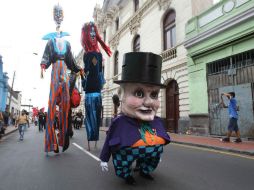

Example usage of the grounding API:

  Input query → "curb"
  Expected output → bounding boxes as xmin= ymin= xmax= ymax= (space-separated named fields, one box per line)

xmin=3 ymin=128 xmax=19 ymax=137
xmin=171 ymin=140 xmax=254 ymax=156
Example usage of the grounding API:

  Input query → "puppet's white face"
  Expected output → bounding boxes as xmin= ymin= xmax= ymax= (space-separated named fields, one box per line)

xmin=121 ymin=83 xmax=160 ymax=121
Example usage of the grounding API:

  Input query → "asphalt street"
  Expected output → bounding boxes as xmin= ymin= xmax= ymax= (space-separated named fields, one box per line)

xmin=0 ymin=125 xmax=253 ymax=190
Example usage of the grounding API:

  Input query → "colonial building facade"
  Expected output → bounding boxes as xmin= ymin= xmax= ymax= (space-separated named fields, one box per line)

xmin=0 ymin=55 xmax=21 ymax=117
xmin=0 ymin=55 xmax=9 ymax=112
xmin=184 ymin=0 xmax=254 ymax=137
xmin=90 ymin=0 xmax=213 ymax=131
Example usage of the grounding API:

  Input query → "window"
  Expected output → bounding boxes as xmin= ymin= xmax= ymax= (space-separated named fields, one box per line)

xmin=133 ymin=35 xmax=140 ymax=52
xmin=163 ymin=10 xmax=176 ymax=50
xmin=114 ymin=51 xmax=119 ymax=76
xmin=207 ymin=49 xmax=254 ymax=75
xmin=134 ymin=0 xmax=139 ymax=12
xmin=115 ymin=17 xmax=119 ymax=31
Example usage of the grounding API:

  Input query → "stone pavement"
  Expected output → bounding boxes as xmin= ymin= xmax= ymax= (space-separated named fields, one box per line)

xmin=2 ymin=125 xmax=254 ymax=156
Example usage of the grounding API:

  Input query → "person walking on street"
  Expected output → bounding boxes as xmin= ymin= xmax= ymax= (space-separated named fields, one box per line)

xmin=15 ymin=110 xmax=29 ymax=141
xmin=2 ymin=106 xmax=10 ymax=132
xmin=38 ymin=110 xmax=44 ymax=132
xmin=112 ymin=94 xmax=120 ymax=119
xmin=220 ymin=92 xmax=242 ymax=143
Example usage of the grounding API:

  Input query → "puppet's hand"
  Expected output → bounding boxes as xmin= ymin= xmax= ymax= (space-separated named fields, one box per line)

xmin=40 ymin=64 xmax=46 ymax=79
xmin=80 ymin=69 xmax=85 ymax=77
xmin=100 ymin=162 xmax=108 ymax=172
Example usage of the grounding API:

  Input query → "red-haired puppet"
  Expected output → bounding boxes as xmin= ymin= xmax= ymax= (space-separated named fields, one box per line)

xmin=41 ymin=4 xmax=83 ymax=154
xmin=81 ymin=21 xmax=111 ymax=151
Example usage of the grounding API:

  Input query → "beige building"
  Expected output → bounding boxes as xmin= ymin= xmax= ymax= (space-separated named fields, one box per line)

xmin=87 ymin=0 xmax=213 ymax=132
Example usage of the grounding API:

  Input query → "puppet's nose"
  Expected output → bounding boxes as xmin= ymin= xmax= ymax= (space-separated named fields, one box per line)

xmin=143 ymin=96 xmax=153 ymax=107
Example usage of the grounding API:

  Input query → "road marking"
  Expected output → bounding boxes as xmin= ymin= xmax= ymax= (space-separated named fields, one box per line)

xmin=72 ymin=142 xmax=101 ymax=162
xmin=172 ymin=143 xmax=254 ymax=160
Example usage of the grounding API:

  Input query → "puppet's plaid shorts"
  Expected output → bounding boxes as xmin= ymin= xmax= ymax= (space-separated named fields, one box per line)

xmin=112 ymin=145 xmax=163 ymax=178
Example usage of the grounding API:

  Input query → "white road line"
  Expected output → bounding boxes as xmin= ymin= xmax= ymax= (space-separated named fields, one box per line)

xmin=72 ymin=142 xmax=101 ymax=162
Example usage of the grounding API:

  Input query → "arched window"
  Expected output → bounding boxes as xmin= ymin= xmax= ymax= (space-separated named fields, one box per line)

xmin=115 ymin=17 xmax=119 ymax=31
xmin=163 ymin=10 xmax=176 ymax=50
xmin=114 ymin=51 xmax=119 ymax=76
xmin=134 ymin=0 xmax=139 ymax=12
xmin=133 ymin=35 xmax=140 ymax=52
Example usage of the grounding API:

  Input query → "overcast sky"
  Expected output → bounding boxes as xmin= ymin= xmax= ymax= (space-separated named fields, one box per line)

xmin=0 ymin=0 xmax=103 ymax=109
xmin=1 ymin=0 xmax=220 ymax=110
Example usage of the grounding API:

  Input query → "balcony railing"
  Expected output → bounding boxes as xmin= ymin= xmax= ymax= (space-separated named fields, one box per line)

xmin=161 ymin=47 xmax=177 ymax=62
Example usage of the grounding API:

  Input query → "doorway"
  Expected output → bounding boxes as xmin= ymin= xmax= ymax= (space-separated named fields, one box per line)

xmin=166 ymin=80 xmax=179 ymax=133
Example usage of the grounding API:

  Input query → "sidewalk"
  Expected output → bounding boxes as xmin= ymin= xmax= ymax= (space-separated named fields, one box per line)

xmin=1 ymin=125 xmax=18 ymax=137
xmin=169 ymin=133 xmax=254 ymax=156
xmin=2 ymin=126 xmax=254 ymax=156
xmin=100 ymin=127 xmax=254 ymax=156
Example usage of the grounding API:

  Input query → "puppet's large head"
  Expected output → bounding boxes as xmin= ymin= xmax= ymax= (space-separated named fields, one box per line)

xmin=53 ymin=4 xmax=64 ymax=31
xmin=81 ymin=22 xmax=97 ymax=51
xmin=115 ymin=52 xmax=165 ymax=121
xmin=81 ymin=22 xmax=112 ymax=56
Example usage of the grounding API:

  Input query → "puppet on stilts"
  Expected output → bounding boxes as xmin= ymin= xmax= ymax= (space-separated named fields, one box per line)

xmin=40 ymin=3 xmax=83 ymax=154
xmin=100 ymin=52 xmax=171 ymax=185
xmin=81 ymin=22 xmax=111 ymax=151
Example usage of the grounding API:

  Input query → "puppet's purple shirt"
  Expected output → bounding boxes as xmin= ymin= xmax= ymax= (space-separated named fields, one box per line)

xmin=100 ymin=115 xmax=171 ymax=162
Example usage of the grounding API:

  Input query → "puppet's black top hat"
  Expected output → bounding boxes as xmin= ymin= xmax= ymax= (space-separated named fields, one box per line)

xmin=114 ymin=52 xmax=165 ymax=88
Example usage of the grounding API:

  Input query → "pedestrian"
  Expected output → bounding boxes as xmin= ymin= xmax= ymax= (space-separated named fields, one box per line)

xmin=2 ymin=106 xmax=10 ymax=131
xmin=34 ymin=116 xmax=38 ymax=127
xmin=10 ymin=107 xmax=15 ymax=125
xmin=40 ymin=4 xmax=83 ymax=154
xmin=43 ymin=112 xmax=47 ymax=130
xmin=15 ymin=110 xmax=29 ymax=141
xmin=76 ymin=110 xmax=83 ymax=129
xmin=99 ymin=52 xmax=171 ymax=185
xmin=220 ymin=92 xmax=242 ymax=143
xmin=38 ymin=110 xmax=44 ymax=132
xmin=112 ymin=94 xmax=120 ymax=118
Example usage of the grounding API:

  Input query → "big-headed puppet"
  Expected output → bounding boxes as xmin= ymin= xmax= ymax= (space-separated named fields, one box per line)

xmin=100 ymin=52 xmax=170 ymax=185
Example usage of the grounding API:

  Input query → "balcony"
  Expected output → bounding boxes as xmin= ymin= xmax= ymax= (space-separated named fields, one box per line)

xmin=161 ymin=47 xmax=177 ymax=62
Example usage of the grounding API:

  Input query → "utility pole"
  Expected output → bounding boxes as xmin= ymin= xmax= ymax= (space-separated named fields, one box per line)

xmin=8 ymin=71 xmax=15 ymax=112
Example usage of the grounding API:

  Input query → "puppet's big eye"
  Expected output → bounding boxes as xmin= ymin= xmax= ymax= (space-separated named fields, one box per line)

xmin=150 ymin=91 xmax=159 ymax=99
xmin=134 ymin=89 xmax=144 ymax=98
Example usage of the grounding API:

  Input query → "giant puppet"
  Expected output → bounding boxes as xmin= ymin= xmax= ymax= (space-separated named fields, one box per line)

xmin=40 ymin=4 xmax=82 ymax=153
xmin=100 ymin=52 xmax=171 ymax=185
xmin=81 ymin=22 xmax=111 ymax=151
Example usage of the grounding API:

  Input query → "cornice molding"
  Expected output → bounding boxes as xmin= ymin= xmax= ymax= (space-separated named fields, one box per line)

xmin=184 ymin=6 xmax=254 ymax=49
xmin=110 ymin=34 xmax=120 ymax=50
xmin=107 ymin=0 xmax=157 ymax=47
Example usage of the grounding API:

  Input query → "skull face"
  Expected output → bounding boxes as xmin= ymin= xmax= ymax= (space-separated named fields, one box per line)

xmin=89 ymin=22 xmax=96 ymax=41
